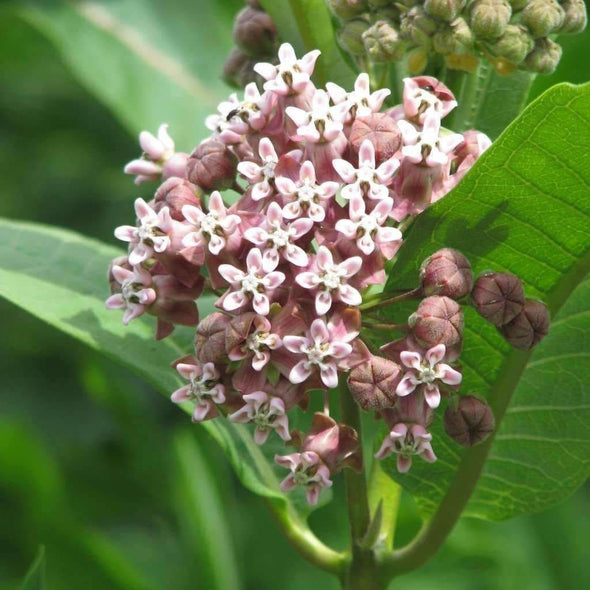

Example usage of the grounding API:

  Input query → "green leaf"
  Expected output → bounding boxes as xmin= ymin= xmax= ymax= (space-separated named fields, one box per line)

xmin=20 ymin=546 xmax=46 ymax=590
xmin=17 ymin=0 xmax=240 ymax=147
xmin=260 ymin=0 xmax=356 ymax=88
xmin=382 ymin=83 xmax=590 ymax=520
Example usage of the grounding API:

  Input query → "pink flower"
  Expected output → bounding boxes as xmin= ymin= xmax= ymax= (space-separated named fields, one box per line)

xmin=171 ymin=362 xmax=226 ymax=422
xmin=181 ymin=191 xmax=241 ymax=256
xmin=295 ymin=246 xmax=362 ymax=315
xmin=327 ymin=73 xmax=390 ymax=120
xmin=275 ymin=161 xmax=340 ymax=222
xmin=229 ymin=391 xmax=291 ymax=445
xmin=105 ymin=264 xmax=156 ymax=324
xmin=237 ymin=138 xmax=283 ymax=201
xmin=275 ymin=451 xmax=332 ymax=505
xmin=124 ymin=124 xmax=176 ymax=184
xmin=335 ymin=196 xmax=402 ymax=257
xmin=333 ymin=139 xmax=399 ymax=200
xmin=227 ymin=314 xmax=282 ymax=371
xmin=244 ymin=202 xmax=313 ymax=271
xmin=397 ymin=344 xmax=462 ymax=409
xmin=402 ymin=76 xmax=457 ymax=123
xmin=114 ymin=198 xmax=172 ymax=265
xmin=218 ymin=248 xmax=285 ymax=315
xmin=374 ymin=423 xmax=437 ymax=473
xmin=283 ymin=318 xmax=355 ymax=388
xmin=254 ymin=43 xmax=320 ymax=96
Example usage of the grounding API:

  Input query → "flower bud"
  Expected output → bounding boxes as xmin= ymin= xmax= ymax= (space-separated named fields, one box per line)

xmin=233 ymin=7 xmax=277 ymax=56
xmin=558 ymin=0 xmax=587 ymax=34
xmin=338 ymin=18 xmax=371 ymax=56
xmin=420 ymin=248 xmax=473 ymax=299
xmin=471 ymin=272 xmax=525 ymax=326
xmin=469 ymin=0 xmax=512 ymax=38
xmin=524 ymin=37 xmax=562 ymax=75
xmin=424 ymin=0 xmax=465 ymax=22
xmin=499 ymin=299 xmax=550 ymax=350
xmin=154 ymin=177 xmax=203 ymax=220
xmin=400 ymin=7 xmax=438 ymax=49
xmin=362 ymin=20 xmax=406 ymax=62
xmin=409 ymin=296 xmax=464 ymax=348
xmin=349 ymin=114 xmax=402 ymax=164
xmin=490 ymin=24 xmax=534 ymax=63
xmin=327 ymin=0 xmax=368 ymax=20
xmin=407 ymin=48 xmax=429 ymax=74
xmin=246 ymin=0 xmax=262 ymax=8
xmin=222 ymin=47 xmax=266 ymax=88
xmin=521 ymin=0 xmax=565 ymax=38
xmin=186 ymin=139 xmax=238 ymax=191
xmin=444 ymin=395 xmax=495 ymax=447
xmin=433 ymin=17 xmax=474 ymax=55
xmin=194 ymin=312 xmax=231 ymax=364
xmin=348 ymin=355 xmax=402 ymax=410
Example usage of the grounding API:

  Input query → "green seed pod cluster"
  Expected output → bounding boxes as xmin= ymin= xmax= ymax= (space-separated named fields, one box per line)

xmin=327 ymin=0 xmax=587 ymax=77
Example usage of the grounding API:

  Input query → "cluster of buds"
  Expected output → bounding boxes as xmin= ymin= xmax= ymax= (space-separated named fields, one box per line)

xmin=329 ymin=0 xmax=586 ymax=75
xmin=223 ymin=1 xmax=279 ymax=88
xmin=108 ymin=43 xmax=546 ymax=505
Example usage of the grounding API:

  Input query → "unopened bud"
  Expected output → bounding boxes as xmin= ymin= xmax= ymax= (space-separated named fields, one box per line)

xmin=559 ymin=0 xmax=587 ymax=34
xmin=327 ymin=0 xmax=368 ymax=20
xmin=409 ymin=296 xmax=464 ymax=348
xmin=524 ymin=37 xmax=562 ymax=75
xmin=424 ymin=0 xmax=465 ymax=22
xmin=194 ymin=312 xmax=231 ymax=363
xmin=499 ymin=299 xmax=550 ymax=350
xmin=338 ymin=18 xmax=371 ymax=56
xmin=471 ymin=272 xmax=525 ymax=326
xmin=444 ymin=395 xmax=495 ymax=447
xmin=154 ymin=177 xmax=202 ymax=220
xmin=407 ymin=48 xmax=429 ymax=74
xmin=469 ymin=0 xmax=512 ymax=38
xmin=522 ymin=0 xmax=565 ymax=38
xmin=433 ymin=17 xmax=474 ymax=55
xmin=233 ymin=7 xmax=277 ymax=56
xmin=349 ymin=114 xmax=402 ymax=164
xmin=363 ymin=20 xmax=406 ymax=62
xmin=187 ymin=139 xmax=237 ymax=191
xmin=490 ymin=24 xmax=534 ymax=63
xmin=400 ymin=7 xmax=438 ymax=49
xmin=420 ymin=248 xmax=473 ymax=299
xmin=348 ymin=356 xmax=402 ymax=410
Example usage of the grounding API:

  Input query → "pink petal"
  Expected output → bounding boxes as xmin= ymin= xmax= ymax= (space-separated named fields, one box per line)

xmin=105 ymin=294 xmax=125 ymax=309
xmin=426 ymin=344 xmax=446 ymax=366
xmin=285 ymin=245 xmax=308 ymax=267
xmin=339 ymin=256 xmax=362 ymax=278
xmin=171 ymin=384 xmax=191 ymax=403
xmin=338 ymin=284 xmax=362 ymax=306
xmin=264 ymin=270 xmax=285 ymax=289
xmin=397 ymin=455 xmax=413 ymax=473
xmin=295 ymin=271 xmax=319 ymax=289
xmin=114 ymin=225 xmax=137 ymax=242
xmin=400 ymin=351 xmax=422 ymax=370
xmin=332 ymin=159 xmax=356 ymax=183
xmin=358 ymin=140 xmax=376 ymax=168
xmin=289 ymin=360 xmax=312 ymax=384
xmin=310 ymin=319 xmax=330 ymax=343
xmin=246 ymin=248 xmax=264 ymax=272
xmin=283 ymin=336 xmax=308 ymax=353
xmin=316 ymin=246 xmax=333 ymax=270
xmin=223 ymin=290 xmax=248 ymax=311
xmin=396 ymin=373 xmax=418 ymax=397
xmin=330 ymin=342 xmax=353 ymax=359
xmin=320 ymin=363 xmax=338 ymax=388
xmin=262 ymin=249 xmax=280 ymax=273
xmin=424 ymin=384 xmax=441 ymax=409
xmin=438 ymin=364 xmax=462 ymax=386
xmin=252 ymin=292 xmax=270 ymax=316
xmin=253 ymin=61 xmax=276 ymax=80
xmin=218 ymin=264 xmax=244 ymax=285
xmin=315 ymin=290 xmax=333 ymax=315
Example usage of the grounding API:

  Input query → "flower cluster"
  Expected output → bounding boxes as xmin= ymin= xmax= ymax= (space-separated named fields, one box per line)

xmin=107 ymin=43 xmax=547 ymax=505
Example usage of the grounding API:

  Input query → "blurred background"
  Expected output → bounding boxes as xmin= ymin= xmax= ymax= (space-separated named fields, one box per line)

xmin=1 ymin=1 xmax=589 ymax=589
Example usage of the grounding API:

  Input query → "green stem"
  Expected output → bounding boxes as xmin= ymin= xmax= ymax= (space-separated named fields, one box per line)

xmin=360 ymin=288 xmax=422 ymax=311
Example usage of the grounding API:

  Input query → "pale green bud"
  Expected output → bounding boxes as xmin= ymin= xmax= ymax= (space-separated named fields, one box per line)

xmin=339 ymin=18 xmax=371 ymax=55
xmin=521 ymin=0 xmax=565 ymax=38
xmin=433 ymin=17 xmax=474 ymax=55
xmin=558 ymin=0 xmax=587 ymax=34
xmin=524 ymin=37 xmax=562 ymax=74
xmin=470 ymin=0 xmax=512 ymax=38
xmin=424 ymin=0 xmax=466 ymax=23
xmin=400 ymin=6 xmax=438 ymax=48
xmin=374 ymin=8 xmax=400 ymax=22
xmin=327 ymin=0 xmax=368 ymax=20
xmin=363 ymin=20 xmax=406 ymax=61
xmin=491 ymin=24 xmax=534 ymax=63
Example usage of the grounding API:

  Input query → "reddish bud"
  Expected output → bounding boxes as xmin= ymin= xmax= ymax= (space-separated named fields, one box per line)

xmin=499 ymin=299 xmax=550 ymax=350
xmin=348 ymin=355 xmax=402 ymax=410
xmin=233 ymin=7 xmax=277 ymax=56
xmin=420 ymin=248 xmax=473 ymax=299
xmin=154 ymin=177 xmax=203 ymax=220
xmin=444 ymin=395 xmax=495 ymax=447
xmin=194 ymin=312 xmax=231 ymax=363
xmin=186 ymin=139 xmax=237 ymax=191
xmin=349 ymin=114 xmax=402 ymax=165
xmin=471 ymin=272 xmax=525 ymax=326
xmin=409 ymin=296 xmax=464 ymax=348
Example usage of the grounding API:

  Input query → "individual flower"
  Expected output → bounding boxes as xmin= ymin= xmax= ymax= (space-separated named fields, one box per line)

xmin=333 ymin=139 xmax=399 ymax=200
xmin=105 ymin=264 xmax=156 ymax=324
xmin=335 ymin=196 xmax=402 ymax=257
xmin=275 ymin=451 xmax=333 ymax=505
xmin=402 ymin=76 xmax=457 ymax=123
xmin=374 ymin=423 xmax=437 ymax=473
xmin=244 ymin=202 xmax=313 ymax=271
xmin=275 ymin=161 xmax=340 ymax=222
xmin=227 ymin=314 xmax=282 ymax=371
xmin=397 ymin=344 xmax=462 ymax=408
xmin=237 ymin=138 xmax=282 ymax=201
xmin=326 ymin=73 xmax=391 ymax=120
xmin=181 ymin=191 xmax=241 ymax=256
xmin=218 ymin=247 xmax=286 ymax=315
xmin=283 ymin=318 xmax=355 ymax=388
xmin=114 ymin=198 xmax=172 ymax=265
xmin=295 ymin=246 xmax=362 ymax=315
xmin=170 ymin=361 xmax=226 ymax=422
xmin=229 ymin=391 xmax=291 ymax=445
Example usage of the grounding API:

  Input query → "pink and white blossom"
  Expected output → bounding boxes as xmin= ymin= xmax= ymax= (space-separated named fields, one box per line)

xmin=227 ymin=315 xmax=282 ymax=371
xmin=327 ymin=73 xmax=390 ymax=120
xmin=374 ymin=423 xmax=437 ymax=473
xmin=275 ymin=451 xmax=332 ymax=505
xmin=105 ymin=264 xmax=156 ymax=325
xmin=237 ymin=138 xmax=284 ymax=201
xmin=402 ymin=77 xmax=457 ymax=123
xmin=124 ymin=124 xmax=177 ymax=184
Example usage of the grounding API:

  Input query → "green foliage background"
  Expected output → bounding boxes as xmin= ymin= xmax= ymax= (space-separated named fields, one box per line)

xmin=1 ymin=1 xmax=589 ymax=588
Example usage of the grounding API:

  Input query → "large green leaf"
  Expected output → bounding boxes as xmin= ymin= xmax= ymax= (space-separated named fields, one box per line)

xmin=0 ymin=218 xmax=322 ymax=522
xmin=17 ymin=0 xmax=241 ymax=147
xmin=382 ymin=82 xmax=590 ymax=520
